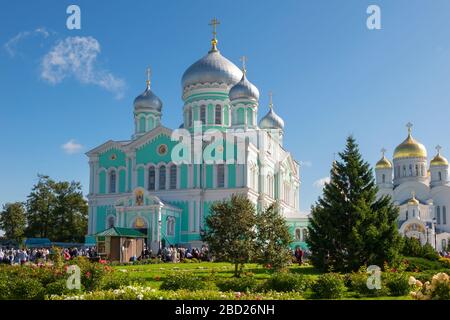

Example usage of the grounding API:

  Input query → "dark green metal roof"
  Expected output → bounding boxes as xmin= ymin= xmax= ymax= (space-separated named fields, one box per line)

xmin=95 ymin=227 xmax=146 ymax=238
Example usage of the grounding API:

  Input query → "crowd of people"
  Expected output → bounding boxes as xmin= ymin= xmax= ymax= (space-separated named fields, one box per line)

xmin=136 ymin=245 xmax=211 ymax=263
xmin=0 ymin=246 xmax=97 ymax=265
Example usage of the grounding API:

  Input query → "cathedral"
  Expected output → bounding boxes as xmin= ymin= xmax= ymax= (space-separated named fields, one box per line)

xmin=376 ymin=123 xmax=450 ymax=252
xmin=85 ymin=21 xmax=308 ymax=252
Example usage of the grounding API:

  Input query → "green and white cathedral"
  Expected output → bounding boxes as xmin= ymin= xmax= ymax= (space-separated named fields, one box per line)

xmin=85 ymin=28 xmax=308 ymax=252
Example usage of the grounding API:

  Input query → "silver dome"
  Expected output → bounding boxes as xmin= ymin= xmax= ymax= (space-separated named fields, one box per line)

xmin=229 ymin=72 xmax=259 ymax=102
xmin=134 ymin=84 xmax=162 ymax=112
xmin=182 ymin=49 xmax=242 ymax=90
xmin=259 ymin=108 xmax=284 ymax=130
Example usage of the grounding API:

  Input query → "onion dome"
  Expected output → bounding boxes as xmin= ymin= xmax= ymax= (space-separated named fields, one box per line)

xmin=430 ymin=146 xmax=448 ymax=167
xmin=408 ymin=193 xmax=419 ymax=206
xmin=134 ymin=70 xmax=162 ymax=112
xmin=259 ymin=94 xmax=284 ymax=130
xmin=376 ymin=156 xmax=392 ymax=169
xmin=182 ymin=50 xmax=242 ymax=90
xmin=393 ymin=123 xmax=427 ymax=159
xmin=229 ymin=59 xmax=259 ymax=102
xmin=376 ymin=148 xmax=392 ymax=169
xmin=182 ymin=20 xmax=242 ymax=91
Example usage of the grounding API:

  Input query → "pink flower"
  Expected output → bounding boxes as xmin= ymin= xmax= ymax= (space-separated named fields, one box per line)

xmin=86 ymin=272 xmax=91 ymax=278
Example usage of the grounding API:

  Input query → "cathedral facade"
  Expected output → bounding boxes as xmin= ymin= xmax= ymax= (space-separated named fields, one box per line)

xmin=376 ymin=124 xmax=450 ymax=252
xmin=85 ymin=26 xmax=308 ymax=252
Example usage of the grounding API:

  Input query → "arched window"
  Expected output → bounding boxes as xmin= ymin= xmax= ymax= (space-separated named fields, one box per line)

xmin=302 ymin=229 xmax=308 ymax=242
xmin=107 ymin=216 xmax=115 ymax=228
xmin=217 ymin=164 xmax=225 ymax=188
xmin=167 ymin=217 xmax=175 ymax=236
xmin=169 ymin=165 xmax=177 ymax=189
xmin=200 ymin=105 xmax=206 ymax=125
xmin=406 ymin=210 xmax=409 ymax=220
xmin=215 ymin=105 xmax=222 ymax=125
xmin=437 ymin=206 xmax=441 ymax=224
xmin=409 ymin=164 xmax=413 ymax=176
xmin=109 ymin=171 xmax=116 ymax=193
xmin=439 ymin=171 xmax=442 ymax=181
xmin=188 ymin=108 xmax=193 ymax=127
xmin=382 ymin=174 xmax=385 ymax=183
xmin=403 ymin=165 xmax=406 ymax=177
xmin=159 ymin=165 xmax=166 ymax=190
xmin=415 ymin=164 xmax=419 ymax=176
xmin=443 ymin=206 xmax=447 ymax=225
xmin=421 ymin=165 xmax=424 ymax=176
xmin=148 ymin=166 xmax=155 ymax=191
xmin=295 ymin=229 xmax=301 ymax=241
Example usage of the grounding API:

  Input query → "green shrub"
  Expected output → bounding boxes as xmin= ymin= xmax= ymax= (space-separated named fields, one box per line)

xmin=10 ymin=278 xmax=45 ymax=300
xmin=216 ymin=276 xmax=258 ymax=293
xmin=101 ymin=272 xmax=137 ymax=290
xmin=45 ymin=279 xmax=75 ymax=296
xmin=311 ymin=273 xmax=346 ymax=299
xmin=383 ymin=272 xmax=410 ymax=296
xmin=263 ymin=272 xmax=312 ymax=293
xmin=401 ymin=237 xmax=440 ymax=261
xmin=160 ymin=272 xmax=208 ymax=291
xmin=404 ymin=257 xmax=443 ymax=272
xmin=347 ymin=272 xmax=388 ymax=297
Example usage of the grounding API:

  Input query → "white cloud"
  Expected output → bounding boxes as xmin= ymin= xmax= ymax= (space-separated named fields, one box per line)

xmin=313 ymin=176 xmax=330 ymax=189
xmin=299 ymin=160 xmax=312 ymax=168
xmin=41 ymin=36 xmax=126 ymax=99
xmin=4 ymin=27 xmax=51 ymax=57
xmin=62 ymin=139 xmax=83 ymax=154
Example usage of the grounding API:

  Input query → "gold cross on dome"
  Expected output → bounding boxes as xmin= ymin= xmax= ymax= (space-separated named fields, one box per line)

xmin=146 ymin=67 xmax=151 ymax=87
xmin=436 ymin=145 xmax=442 ymax=154
xmin=381 ymin=148 xmax=386 ymax=157
xmin=406 ymin=122 xmax=413 ymax=134
xmin=209 ymin=18 xmax=220 ymax=39
xmin=240 ymin=56 xmax=247 ymax=73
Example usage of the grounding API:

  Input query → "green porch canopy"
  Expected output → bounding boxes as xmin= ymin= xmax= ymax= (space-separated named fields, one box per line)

xmin=95 ymin=227 xmax=146 ymax=238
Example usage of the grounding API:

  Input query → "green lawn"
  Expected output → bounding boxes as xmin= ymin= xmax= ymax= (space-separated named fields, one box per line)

xmin=111 ymin=262 xmax=412 ymax=300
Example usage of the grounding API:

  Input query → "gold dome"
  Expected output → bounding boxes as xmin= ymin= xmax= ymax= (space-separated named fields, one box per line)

xmin=375 ymin=156 xmax=392 ymax=169
xmin=430 ymin=147 xmax=448 ymax=166
xmin=408 ymin=194 xmax=419 ymax=206
xmin=393 ymin=125 xmax=427 ymax=159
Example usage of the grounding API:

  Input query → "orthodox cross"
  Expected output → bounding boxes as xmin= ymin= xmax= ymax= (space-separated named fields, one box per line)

xmin=406 ymin=122 xmax=413 ymax=134
xmin=381 ymin=148 xmax=386 ymax=157
xmin=209 ymin=18 xmax=220 ymax=40
xmin=240 ymin=56 xmax=247 ymax=73
xmin=268 ymin=91 xmax=273 ymax=110
xmin=146 ymin=67 xmax=151 ymax=88
xmin=436 ymin=145 xmax=442 ymax=154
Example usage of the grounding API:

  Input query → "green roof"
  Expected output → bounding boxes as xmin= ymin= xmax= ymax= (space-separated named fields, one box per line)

xmin=95 ymin=227 xmax=146 ymax=238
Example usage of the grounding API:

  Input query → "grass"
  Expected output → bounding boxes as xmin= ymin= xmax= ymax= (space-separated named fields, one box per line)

xmin=112 ymin=262 xmax=415 ymax=299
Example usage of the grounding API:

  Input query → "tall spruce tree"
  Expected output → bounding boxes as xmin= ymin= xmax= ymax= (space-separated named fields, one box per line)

xmin=307 ymin=136 xmax=401 ymax=272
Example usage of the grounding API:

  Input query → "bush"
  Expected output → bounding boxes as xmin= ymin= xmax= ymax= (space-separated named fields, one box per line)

xmin=347 ymin=272 xmax=388 ymax=297
xmin=45 ymin=279 xmax=75 ymax=296
xmin=10 ymin=278 xmax=45 ymax=300
xmin=70 ymin=257 xmax=110 ymax=291
xmin=411 ymin=273 xmax=450 ymax=300
xmin=263 ymin=272 xmax=312 ymax=293
xmin=383 ymin=272 xmax=410 ymax=296
xmin=216 ymin=276 xmax=258 ymax=293
xmin=160 ymin=273 xmax=208 ymax=291
xmin=403 ymin=257 xmax=443 ymax=272
xmin=401 ymin=237 xmax=439 ymax=261
xmin=101 ymin=272 xmax=136 ymax=290
xmin=311 ymin=273 xmax=346 ymax=299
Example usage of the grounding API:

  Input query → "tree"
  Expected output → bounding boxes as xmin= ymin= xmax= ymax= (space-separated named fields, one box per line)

xmin=307 ymin=136 xmax=401 ymax=272
xmin=25 ymin=175 xmax=88 ymax=242
xmin=0 ymin=202 xmax=26 ymax=242
xmin=202 ymin=194 xmax=257 ymax=277
xmin=255 ymin=203 xmax=293 ymax=271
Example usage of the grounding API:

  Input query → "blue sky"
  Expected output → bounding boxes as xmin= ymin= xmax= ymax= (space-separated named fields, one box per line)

xmin=1 ymin=0 xmax=450 ymax=215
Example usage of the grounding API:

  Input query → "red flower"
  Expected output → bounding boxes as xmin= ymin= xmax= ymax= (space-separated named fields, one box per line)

xmin=86 ymin=271 xmax=91 ymax=278
xmin=99 ymin=259 xmax=107 ymax=264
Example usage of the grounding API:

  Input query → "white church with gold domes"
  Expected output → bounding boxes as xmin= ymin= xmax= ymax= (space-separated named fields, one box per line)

xmin=375 ymin=123 xmax=450 ymax=252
